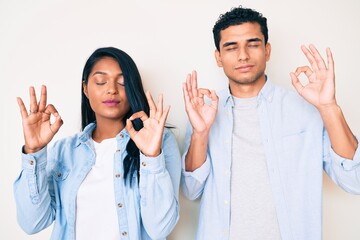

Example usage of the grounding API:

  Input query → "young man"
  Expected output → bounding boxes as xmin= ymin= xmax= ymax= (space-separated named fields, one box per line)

xmin=181 ymin=6 xmax=360 ymax=240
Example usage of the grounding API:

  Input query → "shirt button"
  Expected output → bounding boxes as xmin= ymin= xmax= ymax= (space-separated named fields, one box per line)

xmin=118 ymin=203 xmax=123 ymax=208
xmin=224 ymin=200 xmax=229 ymax=205
xmin=115 ymin=173 xmax=121 ymax=178
xmin=119 ymin=133 xmax=124 ymax=138
xmin=141 ymin=162 xmax=146 ymax=167
xmin=29 ymin=160 xmax=34 ymax=165
xmin=57 ymin=172 xmax=62 ymax=177
xmin=122 ymin=231 xmax=127 ymax=236
xmin=116 ymin=149 xmax=121 ymax=152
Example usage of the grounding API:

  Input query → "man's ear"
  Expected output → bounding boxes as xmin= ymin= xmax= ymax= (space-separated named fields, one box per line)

xmin=83 ymin=81 xmax=88 ymax=98
xmin=214 ymin=49 xmax=223 ymax=67
xmin=265 ymin=42 xmax=271 ymax=62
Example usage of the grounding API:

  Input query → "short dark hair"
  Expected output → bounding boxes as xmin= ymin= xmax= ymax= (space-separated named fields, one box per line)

xmin=81 ymin=47 xmax=149 ymax=186
xmin=212 ymin=6 xmax=268 ymax=51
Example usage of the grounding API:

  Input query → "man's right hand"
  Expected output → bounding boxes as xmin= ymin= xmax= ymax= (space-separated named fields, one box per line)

xmin=182 ymin=70 xmax=218 ymax=135
xmin=182 ymin=70 xmax=218 ymax=172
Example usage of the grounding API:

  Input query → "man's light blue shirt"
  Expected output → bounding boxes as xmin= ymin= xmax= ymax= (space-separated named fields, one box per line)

xmin=14 ymin=123 xmax=181 ymax=240
xmin=181 ymin=79 xmax=360 ymax=240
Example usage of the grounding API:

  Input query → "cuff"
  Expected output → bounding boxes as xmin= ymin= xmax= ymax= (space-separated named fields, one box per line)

xmin=182 ymin=156 xmax=211 ymax=183
xmin=139 ymin=151 xmax=166 ymax=173
xmin=331 ymin=136 xmax=360 ymax=171
xmin=21 ymin=146 xmax=48 ymax=172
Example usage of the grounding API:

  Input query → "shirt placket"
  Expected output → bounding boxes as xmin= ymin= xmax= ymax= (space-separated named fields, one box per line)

xmin=114 ymin=132 xmax=130 ymax=239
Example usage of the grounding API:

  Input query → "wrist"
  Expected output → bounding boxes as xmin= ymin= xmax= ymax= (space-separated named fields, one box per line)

xmin=23 ymin=145 xmax=43 ymax=154
xmin=317 ymin=102 xmax=340 ymax=115
xmin=141 ymin=149 xmax=161 ymax=158
xmin=192 ymin=129 xmax=210 ymax=139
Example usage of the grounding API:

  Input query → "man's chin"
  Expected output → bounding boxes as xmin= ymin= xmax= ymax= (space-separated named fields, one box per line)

xmin=231 ymin=78 xmax=258 ymax=85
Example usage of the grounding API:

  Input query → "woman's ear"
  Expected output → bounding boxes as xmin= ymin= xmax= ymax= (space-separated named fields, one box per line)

xmin=83 ymin=81 xmax=88 ymax=98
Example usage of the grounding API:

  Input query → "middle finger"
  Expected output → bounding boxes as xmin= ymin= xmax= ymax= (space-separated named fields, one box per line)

xmin=146 ymin=91 xmax=157 ymax=118
xmin=301 ymin=45 xmax=319 ymax=72
xmin=309 ymin=44 xmax=327 ymax=70
xmin=156 ymin=94 xmax=163 ymax=120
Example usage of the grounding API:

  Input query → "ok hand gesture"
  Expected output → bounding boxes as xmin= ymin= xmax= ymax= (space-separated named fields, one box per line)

xmin=125 ymin=91 xmax=170 ymax=157
xmin=290 ymin=44 xmax=336 ymax=109
xmin=182 ymin=70 xmax=218 ymax=134
xmin=17 ymin=85 xmax=63 ymax=154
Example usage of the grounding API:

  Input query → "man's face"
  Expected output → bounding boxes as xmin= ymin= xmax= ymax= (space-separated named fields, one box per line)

xmin=215 ymin=22 xmax=271 ymax=87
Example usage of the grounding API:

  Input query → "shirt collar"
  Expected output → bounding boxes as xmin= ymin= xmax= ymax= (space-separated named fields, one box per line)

xmin=75 ymin=122 xmax=130 ymax=147
xmin=223 ymin=76 xmax=275 ymax=108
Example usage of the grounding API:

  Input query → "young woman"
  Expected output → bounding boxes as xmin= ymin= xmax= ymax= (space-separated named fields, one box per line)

xmin=13 ymin=47 xmax=181 ymax=240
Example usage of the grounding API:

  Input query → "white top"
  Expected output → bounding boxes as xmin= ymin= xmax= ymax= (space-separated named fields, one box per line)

xmin=75 ymin=137 xmax=120 ymax=240
xmin=229 ymin=96 xmax=281 ymax=240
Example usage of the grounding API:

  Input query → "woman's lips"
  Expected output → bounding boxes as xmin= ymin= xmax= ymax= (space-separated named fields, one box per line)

xmin=103 ymin=99 xmax=120 ymax=106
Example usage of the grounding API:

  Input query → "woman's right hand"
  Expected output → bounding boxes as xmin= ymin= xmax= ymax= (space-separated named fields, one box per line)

xmin=17 ymin=85 xmax=63 ymax=154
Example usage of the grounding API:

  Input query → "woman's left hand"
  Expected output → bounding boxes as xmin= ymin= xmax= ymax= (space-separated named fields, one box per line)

xmin=126 ymin=91 xmax=170 ymax=157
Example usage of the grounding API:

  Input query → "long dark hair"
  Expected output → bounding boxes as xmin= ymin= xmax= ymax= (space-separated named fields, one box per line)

xmin=81 ymin=47 xmax=149 ymax=186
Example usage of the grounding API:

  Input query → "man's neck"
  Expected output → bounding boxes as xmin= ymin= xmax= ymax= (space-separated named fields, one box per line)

xmin=229 ymin=76 xmax=266 ymax=98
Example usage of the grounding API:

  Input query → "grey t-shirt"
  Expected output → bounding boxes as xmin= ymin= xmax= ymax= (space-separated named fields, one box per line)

xmin=229 ymin=96 xmax=281 ymax=240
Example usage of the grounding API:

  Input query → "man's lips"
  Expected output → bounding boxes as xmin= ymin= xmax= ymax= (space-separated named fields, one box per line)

xmin=103 ymin=99 xmax=120 ymax=106
xmin=235 ymin=65 xmax=254 ymax=73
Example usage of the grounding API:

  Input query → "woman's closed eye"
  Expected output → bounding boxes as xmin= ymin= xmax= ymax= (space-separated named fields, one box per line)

xmin=95 ymin=81 xmax=107 ymax=86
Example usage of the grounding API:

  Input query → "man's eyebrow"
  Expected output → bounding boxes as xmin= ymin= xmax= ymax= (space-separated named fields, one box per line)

xmin=222 ymin=42 xmax=237 ymax=48
xmin=247 ymin=38 xmax=262 ymax=43
xmin=222 ymin=38 xmax=263 ymax=48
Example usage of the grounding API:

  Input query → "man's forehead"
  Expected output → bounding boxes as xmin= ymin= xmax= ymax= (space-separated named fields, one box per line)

xmin=219 ymin=23 xmax=264 ymax=43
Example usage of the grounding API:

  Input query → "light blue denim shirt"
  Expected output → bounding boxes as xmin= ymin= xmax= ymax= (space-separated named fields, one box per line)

xmin=14 ymin=123 xmax=181 ymax=240
xmin=181 ymin=79 xmax=360 ymax=240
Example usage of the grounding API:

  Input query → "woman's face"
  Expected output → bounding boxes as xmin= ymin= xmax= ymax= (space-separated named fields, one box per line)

xmin=83 ymin=57 xmax=130 ymax=123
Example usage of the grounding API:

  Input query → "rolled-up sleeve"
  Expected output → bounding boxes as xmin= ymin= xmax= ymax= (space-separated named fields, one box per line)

xmin=139 ymin=128 xmax=181 ymax=239
xmin=180 ymin=123 xmax=211 ymax=201
xmin=324 ymin=133 xmax=360 ymax=194
xmin=13 ymin=146 xmax=55 ymax=234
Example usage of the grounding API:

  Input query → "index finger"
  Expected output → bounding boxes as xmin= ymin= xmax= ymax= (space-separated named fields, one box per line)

xmin=129 ymin=111 xmax=149 ymax=122
xmin=198 ymin=88 xmax=211 ymax=98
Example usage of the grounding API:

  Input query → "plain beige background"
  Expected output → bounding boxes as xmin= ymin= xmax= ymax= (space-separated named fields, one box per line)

xmin=1 ymin=0 xmax=360 ymax=239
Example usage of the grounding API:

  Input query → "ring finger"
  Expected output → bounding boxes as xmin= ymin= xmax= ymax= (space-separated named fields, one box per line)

xmin=29 ymin=86 xmax=39 ymax=113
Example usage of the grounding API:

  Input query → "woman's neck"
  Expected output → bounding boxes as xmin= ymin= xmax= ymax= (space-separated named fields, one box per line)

xmin=92 ymin=118 xmax=125 ymax=143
